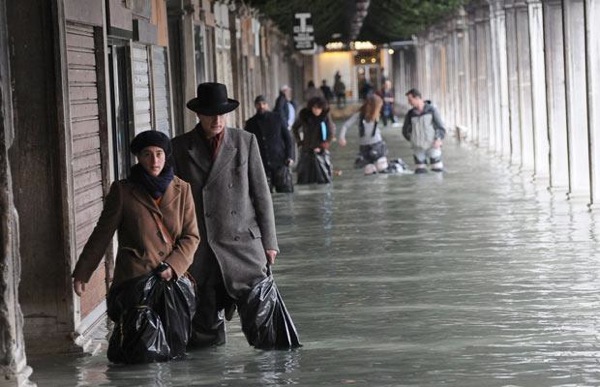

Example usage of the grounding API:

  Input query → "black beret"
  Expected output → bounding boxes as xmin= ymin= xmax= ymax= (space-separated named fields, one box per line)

xmin=254 ymin=95 xmax=266 ymax=104
xmin=130 ymin=130 xmax=172 ymax=156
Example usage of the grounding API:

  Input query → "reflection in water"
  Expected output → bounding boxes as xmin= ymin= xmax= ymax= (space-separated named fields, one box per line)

xmin=29 ymin=130 xmax=600 ymax=386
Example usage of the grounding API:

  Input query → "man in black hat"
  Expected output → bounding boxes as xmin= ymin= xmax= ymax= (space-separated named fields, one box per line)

xmin=244 ymin=95 xmax=294 ymax=192
xmin=170 ymin=82 xmax=279 ymax=348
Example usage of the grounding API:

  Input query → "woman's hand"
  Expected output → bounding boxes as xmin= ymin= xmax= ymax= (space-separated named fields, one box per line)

xmin=338 ymin=138 xmax=347 ymax=147
xmin=73 ymin=280 xmax=86 ymax=297
xmin=156 ymin=262 xmax=174 ymax=281
xmin=159 ymin=267 xmax=174 ymax=281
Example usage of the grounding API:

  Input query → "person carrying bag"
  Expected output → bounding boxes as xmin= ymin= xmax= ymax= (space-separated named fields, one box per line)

xmin=72 ymin=130 xmax=200 ymax=363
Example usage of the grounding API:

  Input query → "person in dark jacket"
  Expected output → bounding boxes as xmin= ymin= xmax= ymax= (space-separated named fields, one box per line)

xmin=274 ymin=85 xmax=298 ymax=162
xmin=292 ymin=96 xmax=336 ymax=184
xmin=320 ymin=79 xmax=334 ymax=103
xmin=274 ymin=85 xmax=296 ymax=130
xmin=402 ymin=88 xmax=446 ymax=173
xmin=244 ymin=95 xmax=294 ymax=192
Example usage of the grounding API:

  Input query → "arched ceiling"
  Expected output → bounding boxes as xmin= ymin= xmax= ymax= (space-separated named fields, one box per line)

xmin=237 ymin=0 xmax=467 ymax=45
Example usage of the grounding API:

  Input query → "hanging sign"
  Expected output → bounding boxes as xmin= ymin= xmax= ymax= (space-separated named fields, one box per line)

xmin=293 ymin=13 xmax=314 ymax=50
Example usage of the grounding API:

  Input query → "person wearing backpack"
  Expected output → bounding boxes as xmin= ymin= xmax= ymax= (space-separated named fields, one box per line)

xmin=338 ymin=94 xmax=388 ymax=174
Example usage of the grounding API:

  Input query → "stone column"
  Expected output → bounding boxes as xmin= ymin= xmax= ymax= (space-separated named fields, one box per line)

xmin=563 ymin=0 xmax=590 ymax=197
xmin=527 ymin=0 xmax=549 ymax=179
xmin=504 ymin=0 xmax=522 ymax=166
xmin=454 ymin=8 xmax=471 ymax=132
xmin=467 ymin=8 xmax=480 ymax=144
xmin=491 ymin=0 xmax=511 ymax=159
xmin=488 ymin=0 xmax=501 ymax=155
xmin=420 ymin=32 xmax=433 ymax=97
xmin=435 ymin=28 xmax=450 ymax=125
xmin=0 ymin=0 xmax=33 ymax=383
xmin=543 ymin=0 xmax=569 ymax=190
xmin=515 ymin=0 xmax=535 ymax=171
xmin=475 ymin=4 xmax=492 ymax=149
xmin=585 ymin=0 xmax=600 ymax=204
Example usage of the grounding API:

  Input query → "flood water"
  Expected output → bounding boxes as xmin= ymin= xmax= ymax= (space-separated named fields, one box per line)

xmin=28 ymin=126 xmax=600 ymax=386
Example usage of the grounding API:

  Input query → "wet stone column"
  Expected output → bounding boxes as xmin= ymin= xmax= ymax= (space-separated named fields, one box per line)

xmin=584 ymin=0 xmax=600 ymax=205
xmin=454 ymin=8 xmax=471 ymax=133
xmin=491 ymin=0 xmax=511 ymax=159
xmin=429 ymin=30 xmax=442 ymax=106
xmin=563 ymin=0 xmax=590 ymax=197
xmin=514 ymin=0 xmax=535 ymax=171
xmin=415 ymin=38 xmax=425 ymax=92
xmin=440 ymin=26 xmax=453 ymax=128
xmin=504 ymin=0 xmax=522 ymax=166
xmin=475 ymin=4 xmax=492 ymax=149
xmin=448 ymin=19 xmax=459 ymax=132
xmin=0 ymin=0 xmax=32 ymax=383
xmin=527 ymin=0 xmax=550 ymax=179
xmin=487 ymin=0 xmax=502 ymax=156
xmin=467 ymin=9 xmax=479 ymax=145
xmin=543 ymin=0 xmax=569 ymax=190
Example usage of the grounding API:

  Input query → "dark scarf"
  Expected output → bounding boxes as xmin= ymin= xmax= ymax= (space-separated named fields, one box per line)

xmin=129 ymin=164 xmax=174 ymax=199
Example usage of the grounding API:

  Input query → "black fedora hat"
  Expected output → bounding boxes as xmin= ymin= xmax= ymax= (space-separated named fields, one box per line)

xmin=186 ymin=82 xmax=240 ymax=116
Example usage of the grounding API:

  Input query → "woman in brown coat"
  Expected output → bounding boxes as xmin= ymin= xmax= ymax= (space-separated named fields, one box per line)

xmin=72 ymin=130 xmax=199 ymax=298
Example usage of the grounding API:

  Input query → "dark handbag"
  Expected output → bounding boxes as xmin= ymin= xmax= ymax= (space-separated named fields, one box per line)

xmin=273 ymin=165 xmax=294 ymax=193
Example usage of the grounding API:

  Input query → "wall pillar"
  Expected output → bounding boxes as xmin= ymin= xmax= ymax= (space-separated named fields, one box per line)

xmin=543 ymin=0 xmax=569 ymax=190
xmin=504 ymin=1 xmax=522 ymax=166
xmin=563 ymin=0 xmax=590 ymax=197
xmin=443 ymin=21 xmax=455 ymax=131
xmin=527 ymin=0 xmax=549 ymax=180
xmin=491 ymin=1 xmax=511 ymax=159
xmin=475 ymin=4 xmax=492 ymax=149
xmin=585 ymin=0 xmax=600 ymax=205
xmin=0 ymin=0 xmax=33 ymax=383
xmin=467 ymin=9 xmax=479 ymax=145
xmin=454 ymin=8 xmax=471 ymax=131
xmin=514 ymin=0 xmax=535 ymax=171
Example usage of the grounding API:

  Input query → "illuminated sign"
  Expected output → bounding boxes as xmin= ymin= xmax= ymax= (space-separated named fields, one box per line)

xmin=293 ymin=13 xmax=314 ymax=50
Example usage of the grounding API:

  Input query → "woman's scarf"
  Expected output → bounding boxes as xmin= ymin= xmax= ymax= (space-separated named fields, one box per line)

xmin=129 ymin=164 xmax=174 ymax=199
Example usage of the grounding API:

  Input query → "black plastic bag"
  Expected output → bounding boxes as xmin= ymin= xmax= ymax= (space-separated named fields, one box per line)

xmin=152 ymin=274 xmax=196 ymax=358
xmin=106 ymin=272 xmax=196 ymax=363
xmin=273 ymin=165 xmax=294 ymax=193
xmin=297 ymin=150 xmax=332 ymax=185
xmin=237 ymin=267 xmax=301 ymax=350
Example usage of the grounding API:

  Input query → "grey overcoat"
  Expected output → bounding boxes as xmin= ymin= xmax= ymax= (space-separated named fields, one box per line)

xmin=171 ymin=126 xmax=279 ymax=298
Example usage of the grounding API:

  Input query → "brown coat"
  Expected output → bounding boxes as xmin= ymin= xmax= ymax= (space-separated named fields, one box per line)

xmin=171 ymin=126 xmax=278 ymax=298
xmin=72 ymin=176 xmax=200 ymax=286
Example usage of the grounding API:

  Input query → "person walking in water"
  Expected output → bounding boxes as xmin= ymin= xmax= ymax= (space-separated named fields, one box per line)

xmin=244 ymin=95 xmax=294 ymax=192
xmin=170 ymin=82 xmax=282 ymax=348
xmin=402 ymin=88 xmax=446 ymax=173
xmin=338 ymin=94 xmax=388 ymax=174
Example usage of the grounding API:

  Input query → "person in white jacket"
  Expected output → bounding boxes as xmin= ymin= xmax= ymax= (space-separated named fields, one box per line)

xmin=338 ymin=94 xmax=388 ymax=174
